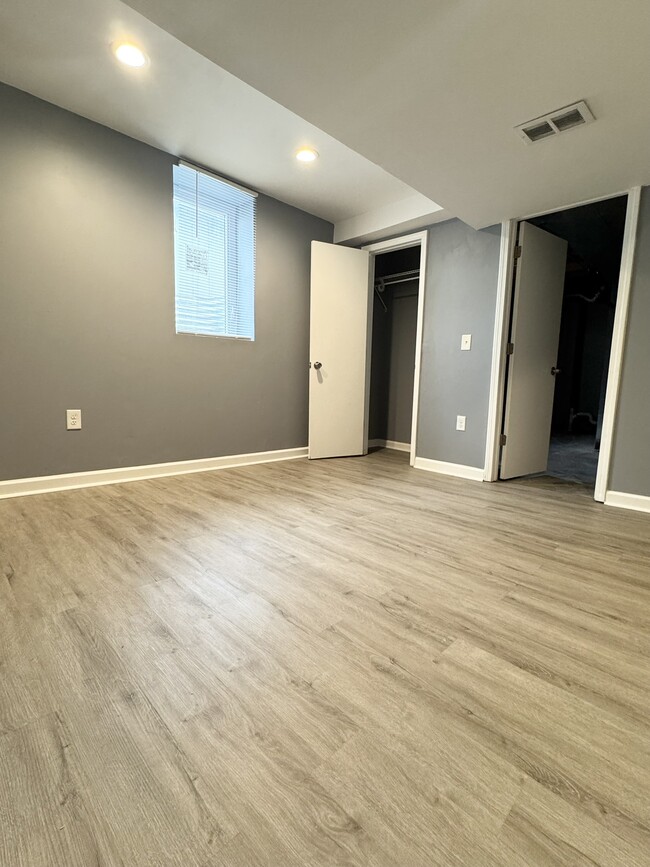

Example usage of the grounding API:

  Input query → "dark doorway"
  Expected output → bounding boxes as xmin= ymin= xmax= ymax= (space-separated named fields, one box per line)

xmin=528 ymin=196 xmax=627 ymax=486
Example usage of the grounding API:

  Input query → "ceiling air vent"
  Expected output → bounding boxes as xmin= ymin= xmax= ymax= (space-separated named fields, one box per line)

xmin=516 ymin=100 xmax=595 ymax=144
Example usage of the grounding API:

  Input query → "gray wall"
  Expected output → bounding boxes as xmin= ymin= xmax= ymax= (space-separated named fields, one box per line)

xmin=416 ymin=220 xmax=501 ymax=468
xmin=387 ymin=288 xmax=418 ymax=443
xmin=368 ymin=292 xmax=392 ymax=441
xmin=368 ymin=283 xmax=418 ymax=444
xmin=0 ymin=84 xmax=333 ymax=481
xmin=609 ymin=186 xmax=650 ymax=496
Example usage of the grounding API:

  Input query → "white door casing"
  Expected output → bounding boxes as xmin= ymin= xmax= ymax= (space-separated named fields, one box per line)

xmin=500 ymin=221 xmax=568 ymax=479
xmin=362 ymin=231 xmax=428 ymax=467
xmin=308 ymin=241 xmax=371 ymax=459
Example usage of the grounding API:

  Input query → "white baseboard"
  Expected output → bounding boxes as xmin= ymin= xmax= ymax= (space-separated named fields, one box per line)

xmin=604 ymin=490 xmax=650 ymax=514
xmin=369 ymin=438 xmax=410 ymax=452
xmin=0 ymin=447 xmax=308 ymax=500
xmin=385 ymin=439 xmax=410 ymax=453
xmin=413 ymin=456 xmax=485 ymax=482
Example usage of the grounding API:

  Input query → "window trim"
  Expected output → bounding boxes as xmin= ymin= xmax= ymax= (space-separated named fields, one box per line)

xmin=179 ymin=160 xmax=258 ymax=199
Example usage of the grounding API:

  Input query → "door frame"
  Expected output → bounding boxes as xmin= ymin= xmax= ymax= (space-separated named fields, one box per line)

xmin=483 ymin=187 xmax=642 ymax=503
xmin=362 ymin=230 xmax=428 ymax=467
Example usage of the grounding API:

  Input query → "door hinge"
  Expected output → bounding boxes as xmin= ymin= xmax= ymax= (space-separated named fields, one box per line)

xmin=506 ymin=342 xmax=514 ymax=355
xmin=513 ymin=245 xmax=522 ymax=260
xmin=500 ymin=434 xmax=507 ymax=446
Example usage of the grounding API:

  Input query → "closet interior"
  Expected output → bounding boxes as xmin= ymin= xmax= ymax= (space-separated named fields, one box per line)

xmin=368 ymin=245 xmax=421 ymax=450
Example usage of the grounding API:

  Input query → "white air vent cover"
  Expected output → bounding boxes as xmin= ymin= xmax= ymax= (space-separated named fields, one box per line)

xmin=515 ymin=100 xmax=595 ymax=144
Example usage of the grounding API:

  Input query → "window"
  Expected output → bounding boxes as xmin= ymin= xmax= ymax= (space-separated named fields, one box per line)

xmin=173 ymin=163 xmax=256 ymax=339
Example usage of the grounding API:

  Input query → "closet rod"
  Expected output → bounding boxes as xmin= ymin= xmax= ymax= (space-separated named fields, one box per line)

xmin=375 ymin=268 xmax=420 ymax=289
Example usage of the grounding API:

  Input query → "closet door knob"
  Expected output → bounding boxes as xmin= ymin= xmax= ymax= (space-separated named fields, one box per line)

xmin=551 ymin=366 xmax=561 ymax=376
xmin=313 ymin=361 xmax=322 ymax=370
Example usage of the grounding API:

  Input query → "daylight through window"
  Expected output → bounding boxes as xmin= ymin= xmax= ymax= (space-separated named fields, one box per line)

xmin=173 ymin=163 xmax=256 ymax=339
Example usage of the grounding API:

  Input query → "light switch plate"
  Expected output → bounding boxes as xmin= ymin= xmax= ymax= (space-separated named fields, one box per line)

xmin=461 ymin=334 xmax=472 ymax=351
xmin=456 ymin=415 xmax=466 ymax=431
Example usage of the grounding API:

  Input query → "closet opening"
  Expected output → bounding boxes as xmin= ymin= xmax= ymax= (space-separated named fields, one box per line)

xmin=367 ymin=245 xmax=421 ymax=456
xmin=498 ymin=195 xmax=628 ymax=489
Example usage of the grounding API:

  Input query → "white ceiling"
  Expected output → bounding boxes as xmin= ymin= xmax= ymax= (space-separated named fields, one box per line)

xmin=121 ymin=0 xmax=650 ymax=228
xmin=0 ymin=0 xmax=441 ymax=226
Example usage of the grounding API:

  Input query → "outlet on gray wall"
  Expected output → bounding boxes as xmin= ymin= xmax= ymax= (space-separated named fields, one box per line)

xmin=416 ymin=219 xmax=501 ymax=469
xmin=0 ymin=83 xmax=333 ymax=481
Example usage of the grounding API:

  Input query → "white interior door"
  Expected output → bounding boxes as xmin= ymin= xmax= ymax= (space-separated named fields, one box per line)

xmin=501 ymin=221 xmax=568 ymax=479
xmin=309 ymin=241 xmax=371 ymax=459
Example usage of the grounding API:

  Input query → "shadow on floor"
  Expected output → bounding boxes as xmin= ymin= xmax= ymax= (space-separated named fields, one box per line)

xmin=546 ymin=434 xmax=598 ymax=487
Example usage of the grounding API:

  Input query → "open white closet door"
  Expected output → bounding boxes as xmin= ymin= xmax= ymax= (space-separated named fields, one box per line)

xmin=308 ymin=241 xmax=371 ymax=459
xmin=501 ymin=222 xmax=568 ymax=479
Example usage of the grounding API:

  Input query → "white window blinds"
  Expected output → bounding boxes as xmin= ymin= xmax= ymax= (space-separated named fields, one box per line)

xmin=173 ymin=163 xmax=256 ymax=339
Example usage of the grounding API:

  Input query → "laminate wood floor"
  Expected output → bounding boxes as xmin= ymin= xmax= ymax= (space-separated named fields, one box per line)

xmin=1 ymin=449 xmax=650 ymax=866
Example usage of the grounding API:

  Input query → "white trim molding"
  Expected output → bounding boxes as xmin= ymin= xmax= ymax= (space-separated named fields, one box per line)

xmin=362 ymin=230 xmax=428 ymax=256
xmin=369 ymin=439 xmax=410 ymax=452
xmin=363 ymin=230 xmax=428 ymax=470
xmin=0 ymin=447 xmax=307 ymax=500
xmin=605 ymin=490 xmax=650 ymax=514
xmin=594 ymin=186 xmax=642 ymax=502
xmin=413 ymin=457 xmax=485 ymax=481
xmin=518 ymin=189 xmax=630 ymax=223
xmin=484 ymin=219 xmax=517 ymax=481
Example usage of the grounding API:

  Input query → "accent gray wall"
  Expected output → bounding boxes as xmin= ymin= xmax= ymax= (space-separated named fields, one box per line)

xmin=368 ymin=294 xmax=392 ymax=441
xmin=609 ymin=186 xmax=650 ymax=496
xmin=368 ymin=283 xmax=418 ymax=444
xmin=416 ymin=220 xmax=501 ymax=468
xmin=386 ymin=288 xmax=418 ymax=444
xmin=0 ymin=83 xmax=333 ymax=481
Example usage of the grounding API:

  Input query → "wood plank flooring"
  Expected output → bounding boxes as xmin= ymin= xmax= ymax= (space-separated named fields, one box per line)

xmin=1 ymin=449 xmax=650 ymax=866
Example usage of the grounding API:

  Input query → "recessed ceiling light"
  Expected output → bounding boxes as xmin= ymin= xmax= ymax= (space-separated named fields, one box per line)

xmin=113 ymin=42 xmax=148 ymax=68
xmin=295 ymin=148 xmax=319 ymax=163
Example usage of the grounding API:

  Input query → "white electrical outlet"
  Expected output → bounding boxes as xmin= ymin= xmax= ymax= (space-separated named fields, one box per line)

xmin=461 ymin=334 xmax=472 ymax=351
xmin=456 ymin=415 xmax=466 ymax=431
xmin=66 ymin=409 xmax=82 ymax=430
